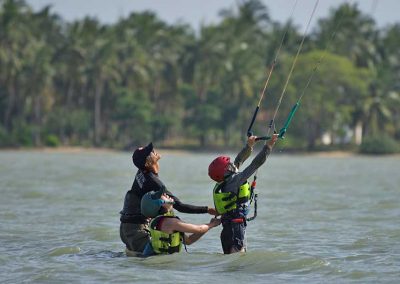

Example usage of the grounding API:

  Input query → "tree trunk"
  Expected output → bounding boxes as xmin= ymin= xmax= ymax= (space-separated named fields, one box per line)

xmin=4 ymin=80 xmax=16 ymax=131
xmin=200 ymin=133 xmax=206 ymax=147
xmin=306 ymin=120 xmax=318 ymax=150
xmin=354 ymin=120 xmax=363 ymax=145
xmin=33 ymin=94 xmax=42 ymax=146
xmin=94 ymin=80 xmax=103 ymax=146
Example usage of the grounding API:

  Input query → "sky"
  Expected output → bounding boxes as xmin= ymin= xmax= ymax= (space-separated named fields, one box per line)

xmin=26 ymin=0 xmax=399 ymax=32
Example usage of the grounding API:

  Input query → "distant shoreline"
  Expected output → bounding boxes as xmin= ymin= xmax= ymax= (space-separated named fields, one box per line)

xmin=2 ymin=146 xmax=399 ymax=158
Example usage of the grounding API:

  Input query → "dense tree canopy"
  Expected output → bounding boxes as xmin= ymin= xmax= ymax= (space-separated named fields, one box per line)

xmin=0 ymin=0 xmax=399 ymax=152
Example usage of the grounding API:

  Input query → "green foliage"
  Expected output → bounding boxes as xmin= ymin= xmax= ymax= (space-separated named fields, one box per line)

xmin=0 ymin=125 xmax=11 ymax=146
xmin=45 ymin=108 xmax=91 ymax=138
xmin=113 ymin=89 xmax=153 ymax=145
xmin=68 ymin=110 xmax=92 ymax=136
xmin=277 ymin=135 xmax=307 ymax=151
xmin=0 ymin=1 xmax=399 ymax=152
xmin=359 ymin=135 xmax=399 ymax=154
xmin=45 ymin=134 xmax=60 ymax=147
xmin=11 ymin=120 xmax=33 ymax=147
xmin=283 ymin=50 xmax=372 ymax=149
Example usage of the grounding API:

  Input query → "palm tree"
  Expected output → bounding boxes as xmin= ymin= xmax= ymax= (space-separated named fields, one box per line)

xmin=314 ymin=3 xmax=387 ymax=145
xmin=0 ymin=0 xmax=28 ymax=131
xmin=23 ymin=6 xmax=63 ymax=145
xmin=315 ymin=3 xmax=379 ymax=69
xmin=361 ymin=83 xmax=400 ymax=137
xmin=185 ymin=0 xmax=273 ymax=146
xmin=284 ymin=51 xmax=372 ymax=149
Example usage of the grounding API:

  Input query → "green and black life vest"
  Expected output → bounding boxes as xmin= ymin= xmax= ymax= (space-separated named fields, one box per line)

xmin=149 ymin=214 xmax=183 ymax=254
xmin=213 ymin=181 xmax=251 ymax=214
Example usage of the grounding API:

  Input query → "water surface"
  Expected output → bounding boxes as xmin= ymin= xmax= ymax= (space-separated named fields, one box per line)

xmin=0 ymin=150 xmax=399 ymax=283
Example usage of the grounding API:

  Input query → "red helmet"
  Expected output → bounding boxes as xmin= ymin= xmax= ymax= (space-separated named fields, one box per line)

xmin=208 ymin=156 xmax=230 ymax=182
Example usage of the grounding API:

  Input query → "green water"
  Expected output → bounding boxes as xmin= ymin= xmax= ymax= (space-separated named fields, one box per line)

xmin=0 ymin=150 xmax=399 ymax=283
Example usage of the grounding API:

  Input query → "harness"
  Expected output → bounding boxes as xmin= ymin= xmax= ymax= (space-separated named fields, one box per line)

xmin=149 ymin=214 xmax=183 ymax=254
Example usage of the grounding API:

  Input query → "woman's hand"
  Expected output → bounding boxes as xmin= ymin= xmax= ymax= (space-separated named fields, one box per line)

xmin=208 ymin=217 xmax=221 ymax=228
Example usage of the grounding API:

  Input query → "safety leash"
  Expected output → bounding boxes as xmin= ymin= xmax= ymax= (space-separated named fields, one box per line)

xmin=246 ymin=176 xmax=258 ymax=221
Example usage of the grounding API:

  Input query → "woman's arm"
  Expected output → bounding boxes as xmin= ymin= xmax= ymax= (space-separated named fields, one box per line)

xmin=162 ymin=218 xmax=221 ymax=245
xmin=163 ymin=189 xmax=209 ymax=214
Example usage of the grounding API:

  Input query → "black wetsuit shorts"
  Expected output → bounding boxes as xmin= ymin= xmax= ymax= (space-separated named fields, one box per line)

xmin=220 ymin=219 xmax=247 ymax=254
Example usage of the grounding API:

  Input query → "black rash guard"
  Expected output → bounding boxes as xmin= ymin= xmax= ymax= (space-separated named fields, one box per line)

xmin=222 ymin=143 xmax=272 ymax=195
xmin=120 ymin=170 xmax=208 ymax=224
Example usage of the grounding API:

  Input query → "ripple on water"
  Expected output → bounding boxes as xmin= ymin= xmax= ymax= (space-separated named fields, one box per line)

xmin=218 ymin=250 xmax=332 ymax=275
xmin=0 ymin=212 xmax=17 ymax=220
xmin=47 ymin=246 xmax=81 ymax=257
xmin=135 ymin=249 xmax=332 ymax=276
xmin=343 ymin=270 xmax=375 ymax=280
xmin=79 ymin=250 xmax=125 ymax=259
xmin=340 ymin=238 xmax=371 ymax=250
xmin=21 ymin=191 xmax=46 ymax=199
xmin=79 ymin=226 xmax=115 ymax=241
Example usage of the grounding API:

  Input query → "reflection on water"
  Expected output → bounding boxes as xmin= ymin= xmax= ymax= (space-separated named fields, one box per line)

xmin=0 ymin=150 xmax=399 ymax=283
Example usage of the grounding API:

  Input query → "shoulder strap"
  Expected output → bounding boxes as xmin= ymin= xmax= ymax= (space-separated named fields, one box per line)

xmin=214 ymin=181 xmax=226 ymax=193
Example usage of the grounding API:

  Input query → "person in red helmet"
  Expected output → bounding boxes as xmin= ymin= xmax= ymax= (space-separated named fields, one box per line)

xmin=208 ymin=134 xmax=278 ymax=254
xmin=120 ymin=142 xmax=217 ymax=256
